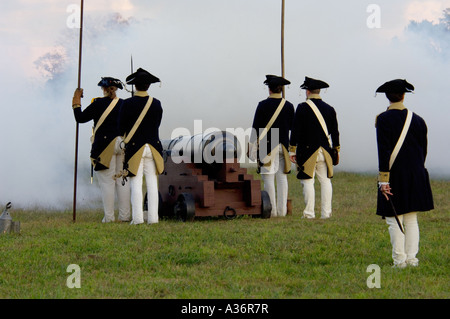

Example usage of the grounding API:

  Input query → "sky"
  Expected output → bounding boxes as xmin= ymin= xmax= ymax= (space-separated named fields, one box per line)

xmin=0 ymin=0 xmax=449 ymax=209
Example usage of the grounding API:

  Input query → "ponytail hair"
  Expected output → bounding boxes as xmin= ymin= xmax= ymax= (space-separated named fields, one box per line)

xmin=102 ymin=86 xmax=117 ymax=99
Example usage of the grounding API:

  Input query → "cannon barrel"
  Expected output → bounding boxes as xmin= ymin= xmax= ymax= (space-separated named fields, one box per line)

xmin=163 ymin=130 xmax=242 ymax=165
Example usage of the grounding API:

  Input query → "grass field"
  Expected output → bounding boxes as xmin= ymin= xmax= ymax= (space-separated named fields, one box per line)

xmin=0 ymin=171 xmax=448 ymax=299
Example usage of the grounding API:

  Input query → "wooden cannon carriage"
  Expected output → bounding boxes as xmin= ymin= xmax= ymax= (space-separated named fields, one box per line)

xmin=145 ymin=131 xmax=271 ymax=221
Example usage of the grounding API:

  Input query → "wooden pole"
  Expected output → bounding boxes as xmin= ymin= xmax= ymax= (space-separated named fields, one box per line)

xmin=281 ymin=0 xmax=286 ymax=98
xmin=131 ymin=55 xmax=134 ymax=96
xmin=73 ymin=0 xmax=84 ymax=222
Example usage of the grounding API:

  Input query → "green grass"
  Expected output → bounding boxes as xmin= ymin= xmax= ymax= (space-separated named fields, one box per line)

xmin=0 ymin=172 xmax=448 ymax=299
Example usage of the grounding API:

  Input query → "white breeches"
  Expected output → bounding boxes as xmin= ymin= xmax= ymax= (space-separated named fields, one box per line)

xmin=386 ymin=212 xmax=420 ymax=266
xmin=260 ymin=146 xmax=288 ymax=217
xmin=130 ymin=144 xmax=159 ymax=224
xmin=300 ymin=149 xmax=332 ymax=219
xmin=95 ymin=137 xmax=131 ymax=222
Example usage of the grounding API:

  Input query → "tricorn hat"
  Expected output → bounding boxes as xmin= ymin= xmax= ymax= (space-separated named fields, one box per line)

xmin=300 ymin=76 xmax=329 ymax=90
xmin=264 ymin=74 xmax=291 ymax=87
xmin=376 ymin=79 xmax=414 ymax=93
xmin=126 ymin=68 xmax=160 ymax=85
xmin=97 ymin=77 xmax=123 ymax=89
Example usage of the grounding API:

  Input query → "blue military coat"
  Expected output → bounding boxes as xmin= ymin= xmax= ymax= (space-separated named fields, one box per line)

xmin=73 ymin=96 xmax=123 ymax=171
xmin=375 ymin=102 xmax=434 ymax=216
xmin=119 ymin=91 xmax=164 ymax=177
xmin=250 ymin=93 xmax=294 ymax=173
xmin=289 ymin=94 xmax=340 ymax=179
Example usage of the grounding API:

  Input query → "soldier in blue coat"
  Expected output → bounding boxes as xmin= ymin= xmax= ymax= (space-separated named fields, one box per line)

xmin=72 ymin=77 xmax=131 ymax=223
xmin=375 ymin=79 xmax=434 ymax=268
xmin=120 ymin=68 xmax=164 ymax=225
xmin=250 ymin=75 xmax=294 ymax=217
xmin=289 ymin=77 xmax=340 ymax=219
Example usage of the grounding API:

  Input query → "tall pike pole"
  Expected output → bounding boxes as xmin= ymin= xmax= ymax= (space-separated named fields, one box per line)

xmin=131 ymin=55 xmax=134 ymax=96
xmin=73 ymin=0 xmax=84 ymax=222
xmin=281 ymin=0 xmax=286 ymax=98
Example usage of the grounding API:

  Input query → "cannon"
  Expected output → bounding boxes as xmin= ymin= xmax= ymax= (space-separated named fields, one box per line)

xmin=145 ymin=131 xmax=271 ymax=221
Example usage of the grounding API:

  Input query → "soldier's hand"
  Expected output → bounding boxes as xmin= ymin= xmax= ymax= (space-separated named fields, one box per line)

xmin=72 ymin=88 xmax=84 ymax=106
xmin=289 ymin=155 xmax=297 ymax=164
xmin=380 ymin=183 xmax=393 ymax=201
xmin=73 ymin=88 xmax=84 ymax=98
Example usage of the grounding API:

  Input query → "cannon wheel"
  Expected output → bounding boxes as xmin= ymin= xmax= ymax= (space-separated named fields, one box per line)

xmin=173 ymin=193 xmax=195 ymax=222
xmin=260 ymin=190 xmax=272 ymax=219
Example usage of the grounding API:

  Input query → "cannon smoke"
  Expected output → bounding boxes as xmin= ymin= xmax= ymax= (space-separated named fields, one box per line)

xmin=0 ymin=1 xmax=449 ymax=210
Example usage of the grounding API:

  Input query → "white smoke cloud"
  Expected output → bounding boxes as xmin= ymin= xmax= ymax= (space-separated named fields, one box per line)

xmin=405 ymin=1 xmax=449 ymax=23
xmin=0 ymin=0 xmax=449 ymax=210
